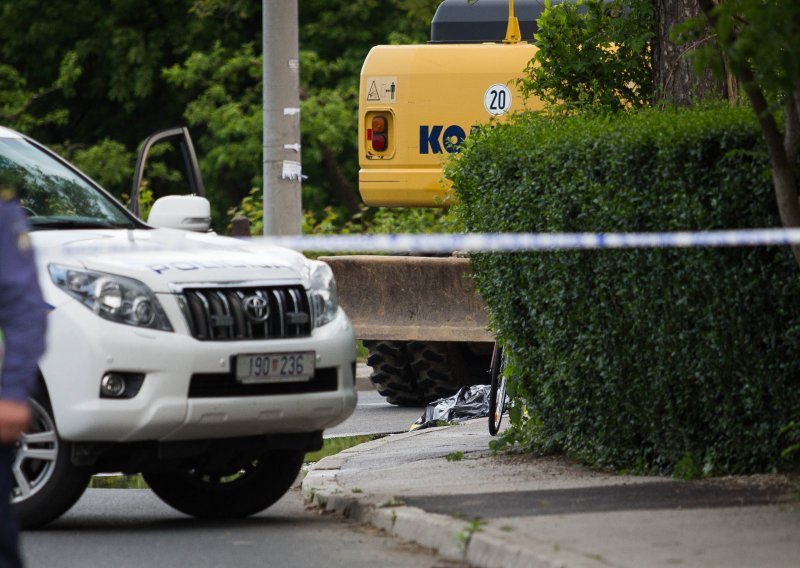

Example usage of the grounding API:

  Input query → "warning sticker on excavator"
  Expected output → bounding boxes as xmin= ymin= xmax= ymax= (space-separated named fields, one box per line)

xmin=365 ymin=76 xmax=397 ymax=104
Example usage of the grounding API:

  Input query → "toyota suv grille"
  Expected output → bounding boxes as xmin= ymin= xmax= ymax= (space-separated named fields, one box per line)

xmin=179 ymin=285 xmax=312 ymax=340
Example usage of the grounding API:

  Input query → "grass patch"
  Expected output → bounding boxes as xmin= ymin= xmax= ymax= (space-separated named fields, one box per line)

xmin=456 ymin=518 xmax=486 ymax=550
xmin=90 ymin=474 xmax=149 ymax=489
xmin=305 ymin=435 xmax=376 ymax=463
xmin=356 ymin=340 xmax=369 ymax=363
xmin=87 ymin=435 xmax=376 ymax=489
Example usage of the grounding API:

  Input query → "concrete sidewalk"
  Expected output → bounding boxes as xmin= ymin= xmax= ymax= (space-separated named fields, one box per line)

xmin=303 ymin=418 xmax=800 ymax=568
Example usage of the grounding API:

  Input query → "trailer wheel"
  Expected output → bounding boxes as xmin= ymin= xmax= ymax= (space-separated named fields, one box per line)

xmin=364 ymin=340 xmax=424 ymax=407
xmin=407 ymin=341 xmax=490 ymax=402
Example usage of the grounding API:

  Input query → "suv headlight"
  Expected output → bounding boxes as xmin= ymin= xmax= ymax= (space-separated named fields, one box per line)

xmin=49 ymin=265 xmax=173 ymax=331
xmin=308 ymin=260 xmax=338 ymax=328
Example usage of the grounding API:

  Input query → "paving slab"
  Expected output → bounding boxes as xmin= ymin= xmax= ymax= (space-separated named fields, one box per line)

xmin=304 ymin=418 xmax=800 ymax=568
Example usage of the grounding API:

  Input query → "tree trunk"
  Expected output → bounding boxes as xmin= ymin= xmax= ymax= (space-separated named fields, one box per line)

xmin=740 ymin=76 xmax=800 ymax=267
xmin=697 ymin=0 xmax=800 ymax=268
xmin=652 ymin=0 xmax=728 ymax=105
xmin=321 ymin=145 xmax=361 ymax=216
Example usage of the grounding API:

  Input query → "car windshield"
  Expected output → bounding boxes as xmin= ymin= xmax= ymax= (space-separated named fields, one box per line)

xmin=0 ymin=137 xmax=136 ymax=229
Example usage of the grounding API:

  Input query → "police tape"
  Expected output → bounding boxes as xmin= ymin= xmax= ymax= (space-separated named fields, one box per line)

xmin=254 ymin=228 xmax=800 ymax=253
xmin=34 ymin=228 xmax=800 ymax=256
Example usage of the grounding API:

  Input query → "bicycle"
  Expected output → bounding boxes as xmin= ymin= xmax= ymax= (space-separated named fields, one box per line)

xmin=488 ymin=341 xmax=508 ymax=436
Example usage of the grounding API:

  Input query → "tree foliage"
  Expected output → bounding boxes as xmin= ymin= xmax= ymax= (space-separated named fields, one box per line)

xmin=0 ymin=0 xmax=440 ymax=230
xmin=0 ymin=0 xmax=253 ymax=222
xmin=518 ymin=0 xmax=655 ymax=113
xmin=162 ymin=40 xmax=263 ymax=226
xmin=678 ymin=0 xmax=800 ymax=266
xmin=682 ymin=0 xmax=800 ymax=100
xmin=297 ymin=0 xmax=437 ymax=217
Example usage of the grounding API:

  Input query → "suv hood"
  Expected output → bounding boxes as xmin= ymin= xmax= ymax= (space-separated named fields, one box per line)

xmin=32 ymin=228 xmax=309 ymax=292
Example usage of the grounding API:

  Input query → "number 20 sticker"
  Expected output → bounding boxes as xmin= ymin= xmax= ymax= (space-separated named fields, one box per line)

xmin=484 ymin=84 xmax=512 ymax=116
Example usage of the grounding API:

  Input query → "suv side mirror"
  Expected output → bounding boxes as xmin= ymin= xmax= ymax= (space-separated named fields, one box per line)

xmin=147 ymin=195 xmax=212 ymax=232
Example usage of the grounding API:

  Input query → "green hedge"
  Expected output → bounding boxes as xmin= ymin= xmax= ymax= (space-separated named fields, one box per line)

xmin=449 ymin=106 xmax=800 ymax=475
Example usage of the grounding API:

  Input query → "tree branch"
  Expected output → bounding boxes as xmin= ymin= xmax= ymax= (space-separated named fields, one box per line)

xmin=785 ymin=89 xmax=800 ymax=161
xmin=700 ymin=0 xmax=800 ymax=267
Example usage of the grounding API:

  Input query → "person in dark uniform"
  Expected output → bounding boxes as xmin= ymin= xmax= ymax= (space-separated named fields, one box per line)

xmin=0 ymin=187 xmax=47 ymax=568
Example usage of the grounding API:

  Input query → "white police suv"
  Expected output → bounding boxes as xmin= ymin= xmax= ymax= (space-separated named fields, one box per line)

xmin=0 ymin=126 xmax=357 ymax=527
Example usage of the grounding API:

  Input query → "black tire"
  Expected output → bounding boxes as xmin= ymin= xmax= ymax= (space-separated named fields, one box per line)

xmin=143 ymin=449 xmax=304 ymax=519
xmin=13 ymin=395 xmax=92 ymax=529
xmin=365 ymin=340 xmax=493 ymax=406
xmin=408 ymin=341 xmax=492 ymax=402
xmin=406 ymin=341 xmax=459 ymax=401
xmin=488 ymin=344 xmax=507 ymax=436
xmin=364 ymin=340 xmax=424 ymax=407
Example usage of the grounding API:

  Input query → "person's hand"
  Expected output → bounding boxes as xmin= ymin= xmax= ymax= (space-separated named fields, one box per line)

xmin=0 ymin=400 xmax=31 ymax=444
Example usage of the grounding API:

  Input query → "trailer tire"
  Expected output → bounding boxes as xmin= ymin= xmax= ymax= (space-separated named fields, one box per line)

xmin=364 ymin=340 xmax=425 ymax=407
xmin=407 ymin=341 xmax=490 ymax=402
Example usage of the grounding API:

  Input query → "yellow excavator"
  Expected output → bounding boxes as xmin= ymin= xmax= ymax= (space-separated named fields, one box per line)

xmin=324 ymin=0 xmax=545 ymax=405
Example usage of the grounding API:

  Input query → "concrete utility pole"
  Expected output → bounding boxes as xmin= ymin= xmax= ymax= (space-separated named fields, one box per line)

xmin=263 ymin=0 xmax=302 ymax=235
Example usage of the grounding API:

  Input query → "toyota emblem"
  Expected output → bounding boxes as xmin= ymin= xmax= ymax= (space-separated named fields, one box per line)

xmin=243 ymin=295 xmax=270 ymax=322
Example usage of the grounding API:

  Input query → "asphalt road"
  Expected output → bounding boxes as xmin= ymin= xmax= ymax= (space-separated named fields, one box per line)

xmin=21 ymin=374 xmax=446 ymax=568
xmin=325 ymin=388 xmax=423 ymax=438
xmin=22 ymin=485 xmax=465 ymax=568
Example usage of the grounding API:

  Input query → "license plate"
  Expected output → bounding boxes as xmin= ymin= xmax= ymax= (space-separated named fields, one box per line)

xmin=235 ymin=351 xmax=315 ymax=384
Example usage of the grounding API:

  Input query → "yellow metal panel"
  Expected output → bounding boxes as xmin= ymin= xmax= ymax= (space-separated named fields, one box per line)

xmin=358 ymin=42 xmax=541 ymax=207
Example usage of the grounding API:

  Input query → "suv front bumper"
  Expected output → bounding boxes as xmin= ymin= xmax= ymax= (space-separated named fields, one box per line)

xmin=40 ymin=300 xmax=357 ymax=442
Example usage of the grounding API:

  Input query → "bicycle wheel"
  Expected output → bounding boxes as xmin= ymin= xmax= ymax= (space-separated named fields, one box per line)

xmin=488 ymin=343 xmax=508 ymax=436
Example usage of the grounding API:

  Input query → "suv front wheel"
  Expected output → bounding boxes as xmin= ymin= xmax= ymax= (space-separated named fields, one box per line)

xmin=143 ymin=449 xmax=305 ymax=518
xmin=13 ymin=395 xmax=92 ymax=529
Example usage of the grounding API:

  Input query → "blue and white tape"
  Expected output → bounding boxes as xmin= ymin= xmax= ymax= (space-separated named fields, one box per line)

xmin=257 ymin=228 xmax=800 ymax=253
xmin=35 ymin=228 xmax=800 ymax=256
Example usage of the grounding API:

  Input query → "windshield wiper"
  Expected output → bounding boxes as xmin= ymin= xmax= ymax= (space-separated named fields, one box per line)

xmin=28 ymin=218 xmax=134 ymax=230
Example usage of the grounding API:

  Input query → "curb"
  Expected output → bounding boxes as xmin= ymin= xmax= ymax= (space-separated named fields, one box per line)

xmin=302 ymin=428 xmax=601 ymax=568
